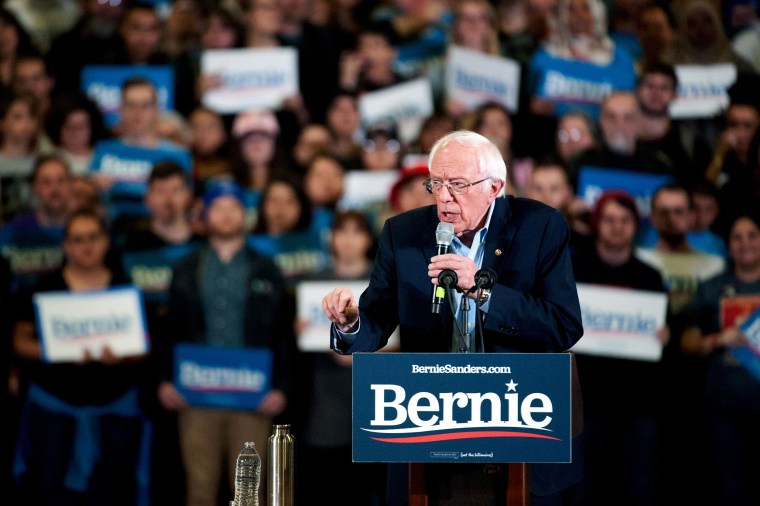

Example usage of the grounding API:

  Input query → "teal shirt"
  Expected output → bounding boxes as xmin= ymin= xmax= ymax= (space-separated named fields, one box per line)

xmin=200 ymin=246 xmax=249 ymax=347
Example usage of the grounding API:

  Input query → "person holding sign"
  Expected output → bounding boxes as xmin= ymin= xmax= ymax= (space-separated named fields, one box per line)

xmin=12 ymin=209 xmax=151 ymax=505
xmin=88 ymin=77 xmax=193 ymax=221
xmin=528 ymin=0 xmax=637 ymax=120
xmin=157 ymin=181 xmax=297 ymax=506
xmin=569 ymin=91 xmax=678 ymax=186
xmin=297 ymin=210 xmax=383 ymax=506
xmin=570 ymin=190 xmax=667 ymax=506
xmin=249 ymin=176 xmax=327 ymax=279
xmin=1 ymin=156 xmax=72 ymax=294
xmin=322 ymin=130 xmax=583 ymax=505
xmin=435 ymin=0 xmax=502 ymax=114
xmin=680 ymin=213 xmax=760 ymax=506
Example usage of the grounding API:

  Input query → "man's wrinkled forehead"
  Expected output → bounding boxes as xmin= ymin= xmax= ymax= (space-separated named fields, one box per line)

xmin=430 ymin=144 xmax=481 ymax=177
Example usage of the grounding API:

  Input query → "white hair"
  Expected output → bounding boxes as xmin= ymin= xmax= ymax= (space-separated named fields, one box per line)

xmin=428 ymin=130 xmax=507 ymax=196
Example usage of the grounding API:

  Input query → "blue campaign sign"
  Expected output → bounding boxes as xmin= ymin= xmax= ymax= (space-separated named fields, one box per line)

xmin=81 ymin=65 xmax=175 ymax=127
xmin=529 ymin=46 xmax=636 ymax=119
xmin=577 ymin=166 xmax=673 ymax=219
xmin=247 ymin=230 xmax=329 ymax=279
xmin=352 ymin=353 xmax=571 ymax=463
xmin=88 ymin=138 xmax=192 ymax=219
xmin=0 ymin=222 xmax=64 ymax=294
xmin=174 ymin=344 xmax=272 ymax=410
xmin=122 ymin=243 xmax=198 ymax=304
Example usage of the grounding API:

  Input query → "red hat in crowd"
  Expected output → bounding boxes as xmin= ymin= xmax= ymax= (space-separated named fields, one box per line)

xmin=389 ymin=163 xmax=430 ymax=211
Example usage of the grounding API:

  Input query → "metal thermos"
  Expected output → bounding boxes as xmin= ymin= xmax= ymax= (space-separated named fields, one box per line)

xmin=267 ymin=424 xmax=295 ymax=506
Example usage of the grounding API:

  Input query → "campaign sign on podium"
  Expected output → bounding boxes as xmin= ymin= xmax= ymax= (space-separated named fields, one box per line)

xmin=352 ymin=353 xmax=571 ymax=463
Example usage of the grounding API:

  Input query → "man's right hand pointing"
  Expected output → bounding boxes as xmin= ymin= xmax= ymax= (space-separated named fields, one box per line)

xmin=322 ymin=288 xmax=360 ymax=332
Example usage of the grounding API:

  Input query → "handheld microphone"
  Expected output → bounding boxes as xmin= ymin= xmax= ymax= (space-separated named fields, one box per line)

xmin=473 ymin=268 xmax=498 ymax=290
xmin=431 ymin=222 xmax=455 ymax=313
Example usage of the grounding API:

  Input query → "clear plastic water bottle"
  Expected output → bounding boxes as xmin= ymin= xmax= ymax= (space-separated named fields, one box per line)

xmin=234 ymin=441 xmax=261 ymax=506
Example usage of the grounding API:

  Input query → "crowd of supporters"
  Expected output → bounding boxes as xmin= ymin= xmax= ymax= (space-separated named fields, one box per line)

xmin=2 ymin=0 xmax=760 ymax=505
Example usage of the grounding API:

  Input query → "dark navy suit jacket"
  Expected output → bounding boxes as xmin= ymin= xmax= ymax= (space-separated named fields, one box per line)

xmin=332 ymin=196 xmax=585 ymax=498
xmin=332 ymin=196 xmax=583 ymax=354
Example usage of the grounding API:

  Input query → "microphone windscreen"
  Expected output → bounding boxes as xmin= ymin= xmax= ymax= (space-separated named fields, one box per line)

xmin=474 ymin=268 xmax=498 ymax=289
xmin=438 ymin=269 xmax=458 ymax=288
xmin=435 ymin=222 xmax=455 ymax=246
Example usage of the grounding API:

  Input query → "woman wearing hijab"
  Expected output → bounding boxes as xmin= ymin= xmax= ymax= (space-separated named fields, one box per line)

xmin=670 ymin=0 xmax=755 ymax=71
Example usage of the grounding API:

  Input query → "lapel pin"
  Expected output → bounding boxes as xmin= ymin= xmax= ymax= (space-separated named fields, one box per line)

xmin=495 ymin=249 xmax=502 ymax=256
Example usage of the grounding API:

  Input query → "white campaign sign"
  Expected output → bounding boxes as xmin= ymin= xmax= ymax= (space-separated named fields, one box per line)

xmin=34 ymin=286 xmax=149 ymax=363
xmin=670 ymin=64 xmax=737 ymax=119
xmin=337 ymin=171 xmax=398 ymax=212
xmin=296 ymin=280 xmax=399 ymax=352
xmin=201 ymin=47 xmax=299 ymax=114
xmin=358 ymin=78 xmax=434 ymax=144
xmin=571 ymin=283 xmax=667 ymax=362
xmin=445 ymin=45 xmax=520 ymax=112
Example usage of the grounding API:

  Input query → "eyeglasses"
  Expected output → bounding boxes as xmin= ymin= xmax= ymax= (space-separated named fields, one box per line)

xmin=557 ymin=127 xmax=585 ymax=143
xmin=362 ymin=138 xmax=400 ymax=153
xmin=424 ymin=178 xmax=490 ymax=195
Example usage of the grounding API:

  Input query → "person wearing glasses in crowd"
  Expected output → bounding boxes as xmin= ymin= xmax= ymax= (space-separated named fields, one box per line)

xmin=554 ymin=110 xmax=598 ymax=166
xmin=569 ymin=91 xmax=678 ymax=187
xmin=322 ymin=129 xmax=583 ymax=506
xmin=12 ymin=209 xmax=151 ymax=505
xmin=359 ymin=120 xmax=403 ymax=171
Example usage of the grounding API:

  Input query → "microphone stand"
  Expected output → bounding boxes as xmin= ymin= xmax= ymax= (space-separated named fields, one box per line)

xmin=460 ymin=295 xmax=472 ymax=353
xmin=439 ymin=268 xmax=497 ymax=354
xmin=474 ymin=288 xmax=486 ymax=353
xmin=471 ymin=268 xmax=497 ymax=354
xmin=438 ymin=269 xmax=470 ymax=353
xmin=445 ymin=289 xmax=469 ymax=353
xmin=459 ymin=287 xmax=483 ymax=353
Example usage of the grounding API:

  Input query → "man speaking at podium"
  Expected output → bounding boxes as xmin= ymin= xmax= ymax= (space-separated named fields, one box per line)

xmin=322 ymin=130 xmax=584 ymax=505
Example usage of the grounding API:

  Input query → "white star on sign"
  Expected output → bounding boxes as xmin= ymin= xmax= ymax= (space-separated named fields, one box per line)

xmin=506 ymin=380 xmax=518 ymax=392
